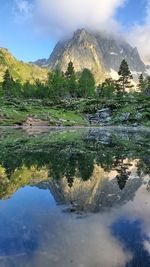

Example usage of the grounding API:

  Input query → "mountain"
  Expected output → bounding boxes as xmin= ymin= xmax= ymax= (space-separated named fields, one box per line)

xmin=35 ymin=29 xmax=146 ymax=84
xmin=0 ymin=48 xmax=48 ymax=83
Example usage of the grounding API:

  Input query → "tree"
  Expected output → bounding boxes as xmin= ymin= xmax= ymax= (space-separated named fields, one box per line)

xmin=65 ymin=61 xmax=77 ymax=96
xmin=46 ymin=70 xmax=66 ymax=98
xmin=2 ymin=69 xmax=15 ymax=97
xmin=51 ymin=70 xmax=66 ymax=98
xmin=98 ymin=78 xmax=115 ymax=98
xmin=145 ymin=76 xmax=150 ymax=88
xmin=118 ymin=60 xmax=133 ymax=94
xmin=138 ymin=74 xmax=145 ymax=92
xmin=78 ymin=68 xmax=95 ymax=98
xmin=22 ymin=81 xmax=36 ymax=98
xmin=35 ymin=79 xmax=46 ymax=99
xmin=65 ymin=61 xmax=75 ymax=79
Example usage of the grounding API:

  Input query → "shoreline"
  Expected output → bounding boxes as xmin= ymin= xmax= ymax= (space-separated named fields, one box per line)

xmin=0 ymin=125 xmax=150 ymax=132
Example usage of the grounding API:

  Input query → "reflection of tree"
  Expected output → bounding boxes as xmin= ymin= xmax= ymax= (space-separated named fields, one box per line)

xmin=113 ymin=158 xmax=131 ymax=190
xmin=116 ymin=168 xmax=131 ymax=190
xmin=0 ymin=129 xmax=149 ymax=199
xmin=0 ymin=165 xmax=48 ymax=199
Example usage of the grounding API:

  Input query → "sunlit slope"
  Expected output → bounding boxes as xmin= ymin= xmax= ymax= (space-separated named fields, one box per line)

xmin=0 ymin=48 xmax=48 ymax=83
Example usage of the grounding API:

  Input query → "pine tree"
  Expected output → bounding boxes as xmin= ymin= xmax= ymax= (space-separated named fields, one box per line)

xmin=78 ymin=68 xmax=95 ymax=98
xmin=65 ymin=61 xmax=75 ymax=79
xmin=51 ymin=70 xmax=66 ymax=98
xmin=138 ymin=74 xmax=145 ymax=92
xmin=145 ymin=76 xmax=150 ymax=88
xmin=2 ymin=69 xmax=14 ymax=97
xmin=99 ymin=78 xmax=115 ymax=98
xmin=65 ymin=61 xmax=77 ymax=96
xmin=118 ymin=59 xmax=133 ymax=93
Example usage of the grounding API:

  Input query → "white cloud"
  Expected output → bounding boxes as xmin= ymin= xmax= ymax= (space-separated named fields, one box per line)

xmin=128 ymin=0 xmax=150 ymax=64
xmin=20 ymin=0 xmax=127 ymax=39
xmin=15 ymin=0 xmax=30 ymax=14
xmin=13 ymin=0 xmax=150 ymax=64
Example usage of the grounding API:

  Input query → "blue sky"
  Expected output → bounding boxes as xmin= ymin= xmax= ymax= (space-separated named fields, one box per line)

xmin=0 ymin=0 xmax=149 ymax=62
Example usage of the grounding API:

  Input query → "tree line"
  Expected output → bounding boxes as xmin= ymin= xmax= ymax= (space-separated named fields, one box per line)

xmin=1 ymin=59 xmax=150 ymax=99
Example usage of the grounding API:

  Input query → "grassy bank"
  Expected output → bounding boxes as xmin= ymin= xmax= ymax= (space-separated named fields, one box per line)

xmin=0 ymin=94 xmax=149 ymax=127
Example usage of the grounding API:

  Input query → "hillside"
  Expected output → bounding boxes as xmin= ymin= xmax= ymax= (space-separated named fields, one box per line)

xmin=34 ymin=29 xmax=146 ymax=84
xmin=0 ymin=48 xmax=48 ymax=83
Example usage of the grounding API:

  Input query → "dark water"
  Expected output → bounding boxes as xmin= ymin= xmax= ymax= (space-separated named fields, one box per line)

xmin=0 ymin=127 xmax=150 ymax=267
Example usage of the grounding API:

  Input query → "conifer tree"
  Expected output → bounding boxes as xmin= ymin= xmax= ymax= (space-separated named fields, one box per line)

xmin=138 ymin=74 xmax=145 ymax=92
xmin=51 ymin=70 xmax=66 ymax=98
xmin=118 ymin=59 xmax=133 ymax=93
xmin=65 ymin=61 xmax=75 ymax=79
xmin=65 ymin=61 xmax=77 ymax=96
xmin=78 ymin=68 xmax=95 ymax=98
xmin=2 ymin=69 xmax=14 ymax=97
xmin=145 ymin=76 xmax=150 ymax=88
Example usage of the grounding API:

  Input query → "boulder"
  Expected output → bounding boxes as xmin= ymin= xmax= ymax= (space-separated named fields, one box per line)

xmin=144 ymin=88 xmax=150 ymax=96
xmin=135 ymin=112 xmax=142 ymax=121
xmin=84 ymin=129 xmax=112 ymax=145
xmin=96 ymin=108 xmax=111 ymax=120
xmin=119 ymin=113 xmax=130 ymax=123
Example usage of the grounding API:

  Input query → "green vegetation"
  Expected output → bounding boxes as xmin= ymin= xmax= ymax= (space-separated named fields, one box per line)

xmin=0 ymin=59 xmax=149 ymax=126
xmin=0 ymin=128 xmax=149 ymax=199
xmin=117 ymin=59 xmax=133 ymax=93
xmin=0 ymin=48 xmax=48 ymax=83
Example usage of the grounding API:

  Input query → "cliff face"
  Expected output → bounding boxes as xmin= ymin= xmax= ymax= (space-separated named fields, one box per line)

xmin=48 ymin=29 xmax=107 ymax=83
xmin=35 ymin=29 xmax=146 ymax=84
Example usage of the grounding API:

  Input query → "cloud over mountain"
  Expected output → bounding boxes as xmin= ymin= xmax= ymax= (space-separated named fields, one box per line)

xmin=17 ymin=0 xmax=126 ymax=39
xmin=14 ymin=0 xmax=150 ymax=63
xmin=128 ymin=0 xmax=150 ymax=64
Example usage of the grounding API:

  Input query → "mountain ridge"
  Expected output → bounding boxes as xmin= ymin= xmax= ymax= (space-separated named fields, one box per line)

xmin=33 ymin=29 xmax=146 ymax=84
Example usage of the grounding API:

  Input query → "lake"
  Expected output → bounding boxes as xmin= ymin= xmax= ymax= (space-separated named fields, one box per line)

xmin=0 ymin=127 xmax=150 ymax=267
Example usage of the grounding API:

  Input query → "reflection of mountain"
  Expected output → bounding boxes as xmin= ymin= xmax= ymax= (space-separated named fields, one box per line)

xmin=0 ymin=160 xmax=144 ymax=212
xmin=0 ymin=128 xmax=149 ymax=207
xmin=46 ymin=163 xmax=143 ymax=213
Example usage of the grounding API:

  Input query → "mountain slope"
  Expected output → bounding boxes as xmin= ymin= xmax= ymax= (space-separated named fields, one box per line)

xmin=0 ymin=48 xmax=48 ymax=83
xmin=35 ymin=29 xmax=146 ymax=84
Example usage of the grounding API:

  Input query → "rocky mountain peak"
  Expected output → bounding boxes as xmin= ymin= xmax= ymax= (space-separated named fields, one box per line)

xmin=33 ymin=28 xmax=146 ymax=84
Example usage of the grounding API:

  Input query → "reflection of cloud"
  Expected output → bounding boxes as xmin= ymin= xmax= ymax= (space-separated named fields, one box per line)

xmin=144 ymin=240 xmax=150 ymax=255
xmin=28 ymin=211 xmax=132 ymax=267
xmin=120 ymin=175 xmax=150 ymax=244
xmin=0 ymin=186 xmax=132 ymax=267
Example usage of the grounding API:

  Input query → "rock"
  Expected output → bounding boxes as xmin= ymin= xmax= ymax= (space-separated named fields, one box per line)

xmin=144 ymin=88 xmax=150 ymax=96
xmin=96 ymin=108 xmax=111 ymax=120
xmin=132 ymin=123 xmax=138 ymax=127
xmin=84 ymin=129 xmax=112 ymax=145
xmin=86 ymin=114 xmax=98 ymax=124
xmin=119 ymin=112 xmax=130 ymax=123
xmin=24 ymin=117 xmax=49 ymax=126
xmin=135 ymin=112 xmax=142 ymax=121
xmin=87 ymin=108 xmax=112 ymax=124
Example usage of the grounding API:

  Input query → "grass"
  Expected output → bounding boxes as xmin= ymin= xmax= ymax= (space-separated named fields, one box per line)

xmin=0 ymin=99 xmax=86 ymax=126
xmin=0 ymin=94 xmax=149 ymax=126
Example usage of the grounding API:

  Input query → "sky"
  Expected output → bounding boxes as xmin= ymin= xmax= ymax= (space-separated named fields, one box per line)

xmin=0 ymin=0 xmax=149 ymax=63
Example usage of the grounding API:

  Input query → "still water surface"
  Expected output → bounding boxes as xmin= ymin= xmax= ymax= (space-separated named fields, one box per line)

xmin=0 ymin=127 xmax=149 ymax=267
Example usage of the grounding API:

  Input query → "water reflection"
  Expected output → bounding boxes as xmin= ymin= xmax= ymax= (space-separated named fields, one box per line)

xmin=0 ymin=127 xmax=149 ymax=267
